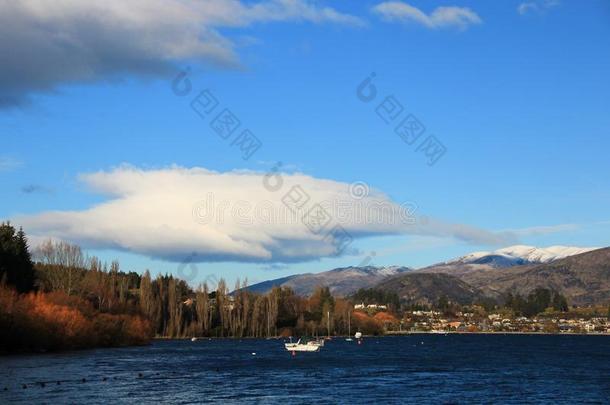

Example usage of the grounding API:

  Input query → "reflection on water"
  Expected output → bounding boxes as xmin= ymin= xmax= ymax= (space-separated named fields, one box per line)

xmin=1 ymin=335 xmax=610 ymax=404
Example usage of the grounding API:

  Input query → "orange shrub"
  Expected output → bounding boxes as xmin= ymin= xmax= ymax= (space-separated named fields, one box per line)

xmin=0 ymin=285 xmax=151 ymax=352
xmin=352 ymin=311 xmax=383 ymax=335
xmin=373 ymin=312 xmax=399 ymax=325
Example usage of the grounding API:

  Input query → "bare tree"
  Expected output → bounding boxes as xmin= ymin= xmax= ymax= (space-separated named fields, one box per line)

xmin=34 ymin=239 xmax=85 ymax=294
xmin=195 ymin=282 xmax=210 ymax=336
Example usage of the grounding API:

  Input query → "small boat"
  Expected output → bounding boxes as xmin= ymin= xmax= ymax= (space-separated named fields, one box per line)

xmin=191 ymin=337 xmax=198 ymax=342
xmin=355 ymin=332 xmax=363 ymax=339
xmin=284 ymin=339 xmax=321 ymax=353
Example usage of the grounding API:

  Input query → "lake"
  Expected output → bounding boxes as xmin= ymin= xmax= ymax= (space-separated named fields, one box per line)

xmin=1 ymin=335 xmax=610 ymax=404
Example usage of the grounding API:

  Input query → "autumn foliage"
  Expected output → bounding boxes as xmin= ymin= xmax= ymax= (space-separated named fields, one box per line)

xmin=373 ymin=311 xmax=400 ymax=325
xmin=0 ymin=285 xmax=152 ymax=352
xmin=352 ymin=311 xmax=384 ymax=335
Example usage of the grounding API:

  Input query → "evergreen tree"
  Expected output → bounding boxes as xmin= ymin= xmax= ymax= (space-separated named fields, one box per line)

xmin=551 ymin=291 xmax=569 ymax=312
xmin=0 ymin=223 xmax=36 ymax=292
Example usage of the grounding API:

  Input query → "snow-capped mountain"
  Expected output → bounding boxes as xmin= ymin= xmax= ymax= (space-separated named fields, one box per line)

xmin=448 ymin=245 xmax=598 ymax=266
xmin=244 ymin=246 xmax=601 ymax=299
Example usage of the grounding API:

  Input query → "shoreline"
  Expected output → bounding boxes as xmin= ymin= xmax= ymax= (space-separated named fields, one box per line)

xmin=153 ymin=331 xmax=610 ymax=341
xmin=386 ymin=331 xmax=610 ymax=336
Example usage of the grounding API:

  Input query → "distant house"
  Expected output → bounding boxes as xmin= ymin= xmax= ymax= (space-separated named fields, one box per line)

xmin=354 ymin=303 xmax=387 ymax=311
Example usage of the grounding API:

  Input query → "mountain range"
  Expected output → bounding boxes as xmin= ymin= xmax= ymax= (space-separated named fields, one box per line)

xmin=246 ymin=266 xmax=411 ymax=296
xmin=246 ymin=245 xmax=610 ymax=306
xmin=445 ymin=245 xmax=597 ymax=267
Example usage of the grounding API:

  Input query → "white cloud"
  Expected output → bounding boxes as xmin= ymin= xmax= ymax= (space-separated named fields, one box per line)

xmin=15 ymin=165 xmax=514 ymax=263
xmin=517 ymin=0 xmax=560 ymax=15
xmin=518 ymin=2 xmax=538 ymax=15
xmin=371 ymin=1 xmax=481 ymax=29
xmin=0 ymin=0 xmax=363 ymax=107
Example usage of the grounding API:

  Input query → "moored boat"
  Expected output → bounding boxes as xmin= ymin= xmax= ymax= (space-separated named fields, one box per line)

xmin=284 ymin=339 xmax=321 ymax=352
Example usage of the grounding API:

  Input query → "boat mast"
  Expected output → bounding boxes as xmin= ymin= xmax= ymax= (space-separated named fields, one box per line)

xmin=348 ymin=310 xmax=351 ymax=336
xmin=327 ymin=311 xmax=330 ymax=338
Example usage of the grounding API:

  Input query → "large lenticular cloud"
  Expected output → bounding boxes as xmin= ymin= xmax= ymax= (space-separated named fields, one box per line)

xmin=16 ymin=165 xmax=515 ymax=263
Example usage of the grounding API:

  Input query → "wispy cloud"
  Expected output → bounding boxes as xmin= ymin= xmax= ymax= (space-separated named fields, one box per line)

xmin=21 ymin=184 xmax=54 ymax=195
xmin=0 ymin=156 xmax=23 ymax=172
xmin=372 ymin=1 xmax=481 ymax=30
xmin=518 ymin=0 xmax=560 ymax=15
xmin=259 ymin=263 xmax=291 ymax=271
xmin=505 ymin=223 xmax=580 ymax=236
xmin=16 ymin=165 xmax=513 ymax=264
xmin=0 ymin=0 xmax=363 ymax=108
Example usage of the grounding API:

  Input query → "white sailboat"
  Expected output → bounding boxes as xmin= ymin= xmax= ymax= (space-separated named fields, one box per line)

xmin=346 ymin=311 xmax=353 ymax=342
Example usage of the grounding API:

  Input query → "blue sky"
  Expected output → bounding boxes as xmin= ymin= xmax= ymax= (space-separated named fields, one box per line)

xmin=1 ymin=0 xmax=609 ymax=287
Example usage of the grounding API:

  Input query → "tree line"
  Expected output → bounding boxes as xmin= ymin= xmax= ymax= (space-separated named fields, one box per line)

xmin=0 ymin=223 xmax=150 ymax=352
xmin=2 ymin=222 xmax=602 ymax=352
xmin=34 ymin=238 xmax=377 ymax=338
xmin=0 ymin=224 xmax=389 ymax=352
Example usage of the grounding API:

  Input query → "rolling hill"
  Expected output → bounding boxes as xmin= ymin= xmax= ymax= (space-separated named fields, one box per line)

xmin=244 ymin=245 xmax=609 ymax=306
xmin=374 ymin=272 xmax=486 ymax=306
xmin=461 ymin=247 xmax=610 ymax=306
xmin=245 ymin=266 xmax=412 ymax=296
xmin=415 ymin=245 xmax=598 ymax=278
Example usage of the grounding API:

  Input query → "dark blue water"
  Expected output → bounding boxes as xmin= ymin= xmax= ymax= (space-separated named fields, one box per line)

xmin=1 ymin=335 xmax=610 ymax=404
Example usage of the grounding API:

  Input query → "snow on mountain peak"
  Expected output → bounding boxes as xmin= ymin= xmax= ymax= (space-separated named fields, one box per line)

xmin=450 ymin=245 xmax=598 ymax=265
